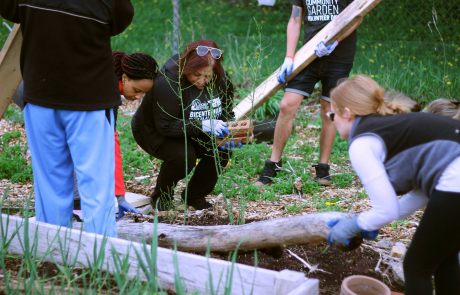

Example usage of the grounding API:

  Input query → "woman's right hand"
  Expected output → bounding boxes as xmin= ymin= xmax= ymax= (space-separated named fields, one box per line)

xmin=202 ymin=119 xmax=229 ymax=137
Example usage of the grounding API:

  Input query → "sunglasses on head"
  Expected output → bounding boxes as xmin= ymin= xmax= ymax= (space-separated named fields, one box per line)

xmin=196 ymin=45 xmax=222 ymax=59
xmin=326 ymin=111 xmax=335 ymax=121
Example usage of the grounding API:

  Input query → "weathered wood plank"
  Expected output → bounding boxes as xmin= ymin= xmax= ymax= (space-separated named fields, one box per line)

xmin=233 ymin=0 xmax=382 ymax=120
xmin=0 ymin=24 xmax=22 ymax=119
xmin=116 ymin=212 xmax=346 ymax=252
xmin=2 ymin=214 xmax=318 ymax=294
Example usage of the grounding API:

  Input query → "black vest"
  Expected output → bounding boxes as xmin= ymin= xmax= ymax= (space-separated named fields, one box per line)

xmin=350 ymin=113 xmax=460 ymax=195
xmin=351 ymin=113 xmax=460 ymax=161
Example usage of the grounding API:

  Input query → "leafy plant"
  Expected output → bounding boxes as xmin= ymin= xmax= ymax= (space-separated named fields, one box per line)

xmin=0 ymin=131 xmax=32 ymax=183
xmin=3 ymin=105 xmax=24 ymax=125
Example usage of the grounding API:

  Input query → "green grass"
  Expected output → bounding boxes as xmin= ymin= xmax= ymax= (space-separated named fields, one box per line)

xmin=108 ymin=0 xmax=459 ymax=100
xmin=1 ymin=0 xmax=457 ymax=211
xmin=0 ymin=130 xmax=32 ymax=183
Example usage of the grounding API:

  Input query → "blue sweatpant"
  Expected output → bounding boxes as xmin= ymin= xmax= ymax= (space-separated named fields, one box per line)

xmin=24 ymin=103 xmax=117 ymax=237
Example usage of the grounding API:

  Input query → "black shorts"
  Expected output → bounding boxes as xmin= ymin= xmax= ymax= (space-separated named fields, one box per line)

xmin=285 ymin=59 xmax=353 ymax=102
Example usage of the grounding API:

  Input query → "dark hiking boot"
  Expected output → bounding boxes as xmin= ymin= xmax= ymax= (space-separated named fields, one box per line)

xmin=187 ymin=198 xmax=212 ymax=210
xmin=255 ymin=159 xmax=283 ymax=186
xmin=313 ymin=163 xmax=332 ymax=186
xmin=181 ymin=191 xmax=212 ymax=210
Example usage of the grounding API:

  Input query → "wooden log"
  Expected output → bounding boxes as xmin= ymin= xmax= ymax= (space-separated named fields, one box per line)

xmin=232 ymin=0 xmax=382 ymax=120
xmin=2 ymin=214 xmax=318 ymax=295
xmin=0 ymin=24 xmax=22 ymax=119
xmin=116 ymin=212 xmax=347 ymax=252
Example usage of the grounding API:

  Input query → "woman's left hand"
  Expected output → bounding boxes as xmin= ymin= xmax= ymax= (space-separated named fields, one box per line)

xmin=327 ymin=215 xmax=379 ymax=249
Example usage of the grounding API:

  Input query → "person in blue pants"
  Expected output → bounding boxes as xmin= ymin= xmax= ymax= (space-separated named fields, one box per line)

xmin=0 ymin=0 xmax=134 ymax=237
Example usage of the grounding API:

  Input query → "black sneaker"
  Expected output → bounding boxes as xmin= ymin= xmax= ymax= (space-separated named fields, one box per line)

xmin=255 ymin=159 xmax=283 ymax=185
xmin=313 ymin=163 xmax=332 ymax=186
xmin=187 ymin=198 xmax=212 ymax=210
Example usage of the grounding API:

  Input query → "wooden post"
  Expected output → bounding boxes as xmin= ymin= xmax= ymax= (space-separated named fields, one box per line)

xmin=233 ymin=0 xmax=382 ymax=120
xmin=2 ymin=214 xmax=319 ymax=294
xmin=0 ymin=24 xmax=22 ymax=119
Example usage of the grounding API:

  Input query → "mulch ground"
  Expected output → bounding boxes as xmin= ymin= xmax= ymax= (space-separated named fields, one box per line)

xmin=0 ymin=101 xmax=413 ymax=294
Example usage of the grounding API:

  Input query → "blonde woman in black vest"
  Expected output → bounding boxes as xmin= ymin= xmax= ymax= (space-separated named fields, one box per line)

xmin=327 ymin=75 xmax=460 ymax=295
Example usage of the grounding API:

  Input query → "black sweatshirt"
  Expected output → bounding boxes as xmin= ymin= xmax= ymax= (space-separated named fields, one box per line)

xmin=132 ymin=55 xmax=235 ymax=154
xmin=0 ymin=0 xmax=134 ymax=111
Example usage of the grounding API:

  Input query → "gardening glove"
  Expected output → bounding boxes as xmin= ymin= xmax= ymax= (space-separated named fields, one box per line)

xmin=277 ymin=57 xmax=294 ymax=84
xmin=117 ymin=196 xmax=140 ymax=220
xmin=219 ymin=141 xmax=243 ymax=150
xmin=202 ymin=119 xmax=229 ymax=137
xmin=327 ymin=215 xmax=378 ymax=249
xmin=314 ymin=41 xmax=339 ymax=58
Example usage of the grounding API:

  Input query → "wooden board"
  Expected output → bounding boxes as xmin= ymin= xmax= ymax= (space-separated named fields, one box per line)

xmin=0 ymin=24 xmax=22 ymax=119
xmin=233 ymin=0 xmax=382 ymax=120
xmin=2 ymin=214 xmax=319 ymax=294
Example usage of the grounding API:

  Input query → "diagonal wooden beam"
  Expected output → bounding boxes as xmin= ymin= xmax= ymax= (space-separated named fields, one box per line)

xmin=0 ymin=24 xmax=22 ymax=119
xmin=233 ymin=0 xmax=382 ymax=120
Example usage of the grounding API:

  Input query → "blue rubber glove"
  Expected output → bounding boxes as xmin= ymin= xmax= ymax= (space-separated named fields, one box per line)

xmin=117 ymin=196 xmax=140 ymax=220
xmin=218 ymin=141 xmax=243 ymax=150
xmin=202 ymin=119 xmax=229 ymax=137
xmin=314 ymin=41 xmax=339 ymax=58
xmin=277 ymin=57 xmax=294 ymax=84
xmin=327 ymin=215 xmax=379 ymax=247
xmin=361 ymin=229 xmax=379 ymax=240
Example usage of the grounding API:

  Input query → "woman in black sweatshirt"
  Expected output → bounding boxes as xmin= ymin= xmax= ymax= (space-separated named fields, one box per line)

xmin=132 ymin=40 xmax=235 ymax=210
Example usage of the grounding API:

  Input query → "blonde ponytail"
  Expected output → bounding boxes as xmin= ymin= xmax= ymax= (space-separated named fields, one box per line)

xmin=383 ymin=90 xmax=421 ymax=114
xmin=331 ymin=75 xmax=391 ymax=117
xmin=425 ymin=98 xmax=460 ymax=120
xmin=330 ymin=75 xmax=421 ymax=117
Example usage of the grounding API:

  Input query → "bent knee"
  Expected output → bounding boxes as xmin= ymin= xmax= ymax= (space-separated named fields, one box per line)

xmin=279 ymin=96 xmax=302 ymax=116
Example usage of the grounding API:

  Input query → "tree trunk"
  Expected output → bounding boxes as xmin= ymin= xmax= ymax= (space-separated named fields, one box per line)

xmin=116 ymin=212 xmax=347 ymax=252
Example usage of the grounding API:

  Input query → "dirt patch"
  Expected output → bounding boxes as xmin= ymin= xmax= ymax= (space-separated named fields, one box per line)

xmin=151 ymin=209 xmax=405 ymax=295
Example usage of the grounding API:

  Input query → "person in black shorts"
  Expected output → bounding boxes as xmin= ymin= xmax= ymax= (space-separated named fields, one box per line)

xmin=256 ymin=0 xmax=361 ymax=187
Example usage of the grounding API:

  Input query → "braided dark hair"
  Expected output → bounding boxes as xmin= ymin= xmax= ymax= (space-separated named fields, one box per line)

xmin=112 ymin=51 xmax=159 ymax=81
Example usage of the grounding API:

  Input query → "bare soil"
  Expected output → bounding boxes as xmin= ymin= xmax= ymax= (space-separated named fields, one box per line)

xmin=153 ymin=209 xmax=405 ymax=295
